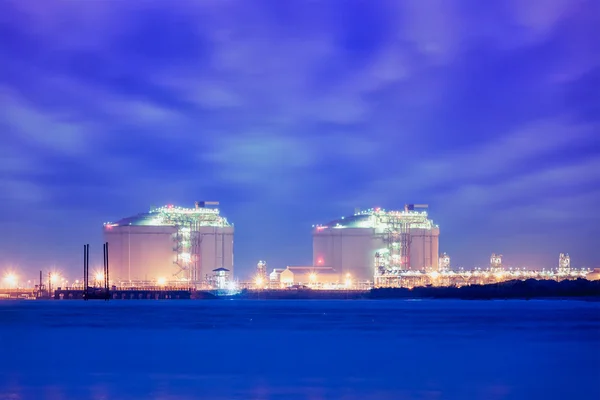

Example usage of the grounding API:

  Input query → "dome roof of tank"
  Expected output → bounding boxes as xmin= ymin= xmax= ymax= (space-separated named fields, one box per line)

xmin=319 ymin=214 xmax=372 ymax=228
xmin=106 ymin=205 xmax=231 ymax=228
xmin=109 ymin=212 xmax=165 ymax=227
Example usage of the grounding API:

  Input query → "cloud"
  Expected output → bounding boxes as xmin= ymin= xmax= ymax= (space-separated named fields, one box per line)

xmin=0 ymin=0 xmax=598 ymax=273
xmin=0 ymin=90 xmax=90 ymax=155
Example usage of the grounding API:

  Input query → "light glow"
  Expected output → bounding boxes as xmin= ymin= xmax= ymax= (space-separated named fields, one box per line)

xmin=157 ymin=277 xmax=167 ymax=286
xmin=3 ymin=272 xmax=17 ymax=288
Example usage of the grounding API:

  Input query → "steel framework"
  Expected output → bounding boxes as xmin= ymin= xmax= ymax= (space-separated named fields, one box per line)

xmin=149 ymin=203 xmax=231 ymax=283
xmin=372 ymin=205 xmax=435 ymax=286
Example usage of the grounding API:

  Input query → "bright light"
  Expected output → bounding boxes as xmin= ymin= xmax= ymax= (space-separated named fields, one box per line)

xmin=254 ymin=276 xmax=264 ymax=287
xmin=227 ymin=281 xmax=237 ymax=291
xmin=345 ymin=279 xmax=352 ymax=287
xmin=3 ymin=272 xmax=17 ymax=288
xmin=50 ymin=273 xmax=60 ymax=283
xmin=95 ymin=272 xmax=105 ymax=282
xmin=157 ymin=277 xmax=167 ymax=286
xmin=345 ymin=273 xmax=351 ymax=278
xmin=309 ymin=273 xmax=317 ymax=282
xmin=429 ymin=271 xmax=440 ymax=279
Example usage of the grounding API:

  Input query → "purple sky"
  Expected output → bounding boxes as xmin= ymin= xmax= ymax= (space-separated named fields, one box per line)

xmin=1 ymin=0 xmax=599 ymax=279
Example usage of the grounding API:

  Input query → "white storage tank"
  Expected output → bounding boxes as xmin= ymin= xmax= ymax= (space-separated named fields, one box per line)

xmin=103 ymin=202 xmax=233 ymax=287
xmin=313 ymin=206 xmax=440 ymax=282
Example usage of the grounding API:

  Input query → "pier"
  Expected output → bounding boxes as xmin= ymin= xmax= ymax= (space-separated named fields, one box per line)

xmin=53 ymin=287 xmax=217 ymax=300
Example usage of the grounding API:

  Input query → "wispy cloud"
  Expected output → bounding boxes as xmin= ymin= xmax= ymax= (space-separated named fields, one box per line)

xmin=0 ymin=0 xmax=598 ymax=272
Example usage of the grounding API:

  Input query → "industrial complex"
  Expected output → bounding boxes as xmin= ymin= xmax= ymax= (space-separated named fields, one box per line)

xmin=86 ymin=202 xmax=600 ymax=289
xmin=1 ymin=201 xmax=598 ymax=300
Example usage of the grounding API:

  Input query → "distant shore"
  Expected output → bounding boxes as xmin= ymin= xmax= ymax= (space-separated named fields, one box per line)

xmin=235 ymin=279 xmax=600 ymax=300
xmin=4 ymin=278 xmax=599 ymax=301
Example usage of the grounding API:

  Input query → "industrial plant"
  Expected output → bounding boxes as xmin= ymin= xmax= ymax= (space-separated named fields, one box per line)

xmin=2 ymin=201 xmax=598 ymax=300
xmin=103 ymin=202 xmax=233 ymax=288
xmin=261 ymin=205 xmax=593 ymax=289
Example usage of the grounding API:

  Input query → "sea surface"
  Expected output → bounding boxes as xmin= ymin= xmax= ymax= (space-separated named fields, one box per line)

xmin=0 ymin=299 xmax=599 ymax=400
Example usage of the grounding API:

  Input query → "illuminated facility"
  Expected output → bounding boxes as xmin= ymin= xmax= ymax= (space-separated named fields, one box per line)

xmin=558 ymin=253 xmax=571 ymax=272
xmin=313 ymin=204 xmax=440 ymax=282
xmin=490 ymin=253 xmax=503 ymax=270
xmin=103 ymin=202 xmax=233 ymax=287
xmin=439 ymin=253 xmax=451 ymax=270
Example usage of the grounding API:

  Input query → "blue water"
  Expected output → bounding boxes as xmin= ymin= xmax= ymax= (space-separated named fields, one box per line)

xmin=1 ymin=300 xmax=599 ymax=400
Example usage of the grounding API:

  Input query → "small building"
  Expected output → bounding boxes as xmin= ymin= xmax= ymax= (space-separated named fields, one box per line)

xmin=279 ymin=266 xmax=340 ymax=287
xmin=269 ymin=268 xmax=285 ymax=286
xmin=212 ymin=268 xmax=230 ymax=289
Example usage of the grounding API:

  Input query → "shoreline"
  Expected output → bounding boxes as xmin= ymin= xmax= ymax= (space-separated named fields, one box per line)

xmin=2 ymin=278 xmax=598 ymax=301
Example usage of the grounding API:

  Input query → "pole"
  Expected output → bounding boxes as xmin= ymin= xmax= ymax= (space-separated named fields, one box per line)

xmin=83 ymin=244 xmax=87 ymax=300
xmin=84 ymin=244 xmax=90 ymax=301
xmin=128 ymin=226 xmax=131 ymax=283
xmin=106 ymin=242 xmax=110 ymax=299
xmin=104 ymin=242 xmax=110 ymax=301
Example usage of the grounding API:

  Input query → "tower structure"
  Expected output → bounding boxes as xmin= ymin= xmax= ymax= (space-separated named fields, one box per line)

xmin=375 ymin=204 xmax=435 ymax=275
xmin=439 ymin=252 xmax=450 ymax=270
xmin=154 ymin=202 xmax=232 ymax=283
xmin=490 ymin=253 xmax=503 ymax=270
xmin=257 ymin=260 xmax=267 ymax=280
xmin=558 ymin=253 xmax=570 ymax=273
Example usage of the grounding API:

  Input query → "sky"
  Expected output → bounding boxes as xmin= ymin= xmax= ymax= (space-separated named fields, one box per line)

xmin=0 ymin=0 xmax=599 ymax=280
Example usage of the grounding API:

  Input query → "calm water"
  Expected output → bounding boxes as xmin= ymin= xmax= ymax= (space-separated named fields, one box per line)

xmin=0 ymin=300 xmax=599 ymax=400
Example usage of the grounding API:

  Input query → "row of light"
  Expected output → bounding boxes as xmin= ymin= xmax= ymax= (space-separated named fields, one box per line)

xmin=1 ymin=271 xmax=67 ymax=289
xmin=1 ymin=270 xmax=179 ymax=289
xmin=253 ymin=272 xmax=353 ymax=288
xmin=3 ymin=268 xmax=242 ymax=291
xmin=379 ymin=269 xmax=592 ymax=279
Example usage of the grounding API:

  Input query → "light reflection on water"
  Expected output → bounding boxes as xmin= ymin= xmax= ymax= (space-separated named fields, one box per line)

xmin=0 ymin=300 xmax=599 ymax=400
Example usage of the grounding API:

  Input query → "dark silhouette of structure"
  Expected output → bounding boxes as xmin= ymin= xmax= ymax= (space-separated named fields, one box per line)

xmin=83 ymin=242 xmax=110 ymax=301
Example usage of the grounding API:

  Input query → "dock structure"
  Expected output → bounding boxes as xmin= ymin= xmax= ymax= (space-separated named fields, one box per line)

xmin=54 ymin=287 xmax=216 ymax=300
xmin=82 ymin=242 xmax=111 ymax=300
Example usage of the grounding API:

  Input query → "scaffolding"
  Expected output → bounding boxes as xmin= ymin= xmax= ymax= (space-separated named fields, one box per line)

xmin=372 ymin=204 xmax=435 ymax=286
xmin=149 ymin=203 xmax=231 ymax=284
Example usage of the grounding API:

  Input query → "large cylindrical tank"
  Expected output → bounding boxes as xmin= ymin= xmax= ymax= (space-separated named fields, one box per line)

xmin=410 ymin=227 xmax=440 ymax=270
xmin=313 ymin=209 xmax=440 ymax=281
xmin=312 ymin=213 xmax=388 ymax=281
xmin=313 ymin=227 xmax=383 ymax=281
xmin=104 ymin=225 xmax=177 ymax=283
xmin=104 ymin=204 xmax=234 ymax=286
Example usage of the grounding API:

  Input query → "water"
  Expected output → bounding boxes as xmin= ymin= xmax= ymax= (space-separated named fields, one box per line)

xmin=1 ymin=300 xmax=599 ymax=400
